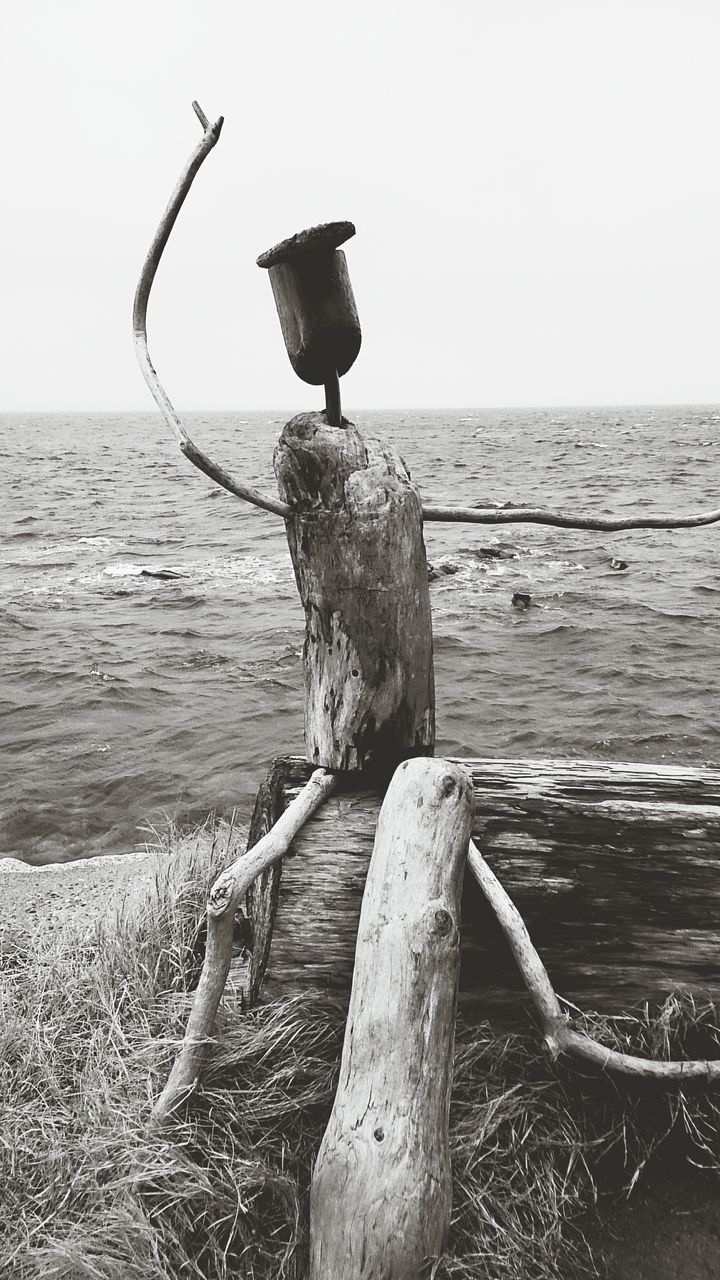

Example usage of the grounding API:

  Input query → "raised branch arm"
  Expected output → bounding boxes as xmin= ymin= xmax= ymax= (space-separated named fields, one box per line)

xmin=133 ymin=101 xmax=291 ymax=520
xmin=423 ymin=503 xmax=720 ymax=532
xmin=468 ymin=838 xmax=720 ymax=1082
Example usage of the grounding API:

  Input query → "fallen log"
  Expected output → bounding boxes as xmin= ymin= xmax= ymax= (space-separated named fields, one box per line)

xmin=245 ymin=755 xmax=720 ymax=1020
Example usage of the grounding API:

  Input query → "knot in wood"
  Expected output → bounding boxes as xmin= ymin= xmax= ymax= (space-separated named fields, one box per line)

xmin=208 ymin=880 xmax=233 ymax=917
xmin=433 ymin=908 xmax=453 ymax=937
xmin=441 ymin=774 xmax=457 ymax=797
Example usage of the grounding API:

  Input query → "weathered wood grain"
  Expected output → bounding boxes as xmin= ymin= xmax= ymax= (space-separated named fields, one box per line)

xmin=247 ymin=756 xmax=720 ymax=1020
xmin=274 ymin=414 xmax=435 ymax=775
xmin=151 ymin=770 xmax=335 ymax=1126
xmin=309 ymin=759 xmax=474 ymax=1280
xmin=256 ymin=220 xmax=356 ymax=269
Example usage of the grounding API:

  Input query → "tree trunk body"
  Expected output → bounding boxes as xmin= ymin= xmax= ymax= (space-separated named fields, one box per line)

xmin=274 ymin=413 xmax=435 ymax=775
xmin=309 ymin=757 xmax=474 ymax=1280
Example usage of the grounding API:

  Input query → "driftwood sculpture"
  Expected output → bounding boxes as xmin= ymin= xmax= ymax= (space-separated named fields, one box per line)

xmin=136 ymin=100 xmax=720 ymax=1272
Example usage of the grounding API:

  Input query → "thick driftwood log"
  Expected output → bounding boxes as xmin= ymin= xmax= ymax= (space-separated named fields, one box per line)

xmin=274 ymin=413 xmax=435 ymax=774
xmin=246 ymin=756 xmax=720 ymax=1019
xmin=309 ymin=758 xmax=474 ymax=1280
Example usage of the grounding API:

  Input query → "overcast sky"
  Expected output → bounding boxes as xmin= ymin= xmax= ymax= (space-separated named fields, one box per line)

xmin=3 ymin=1 xmax=719 ymax=411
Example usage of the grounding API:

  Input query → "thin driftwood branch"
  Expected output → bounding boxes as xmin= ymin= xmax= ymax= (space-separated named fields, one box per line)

xmin=466 ymin=838 xmax=564 ymax=1032
xmin=420 ymin=499 xmax=717 ymax=529
xmin=133 ymin=102 xmax=291 ymax=520
xmin=423 ymin=503 xmax=720 ymax=532
xmin=150 ymin=769 xmax=336 ymax=1127
xmin=467 ymin=838 xmax=720 ymax=1082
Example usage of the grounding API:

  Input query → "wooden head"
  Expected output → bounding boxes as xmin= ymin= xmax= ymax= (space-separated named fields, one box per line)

xmin=257 ymin=221 xmax=362 ymax=387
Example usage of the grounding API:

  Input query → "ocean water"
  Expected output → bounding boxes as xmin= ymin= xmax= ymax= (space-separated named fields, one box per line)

xmin=2 ymin=406 xmax=719 ymax=866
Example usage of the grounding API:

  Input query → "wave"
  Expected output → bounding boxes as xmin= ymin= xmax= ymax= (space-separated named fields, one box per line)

xmin=0 ymin=609 xmax=38 ymax=631
xmin=102 ymin=555 xmax=287 ymax=587
xmin=181 ymin=651 xmax=232 ymax=670
xmin=5 ymin=405 xmax=720 ymax=867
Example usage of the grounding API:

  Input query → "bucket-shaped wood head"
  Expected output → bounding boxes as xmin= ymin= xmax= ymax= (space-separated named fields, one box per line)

xmin=257 ymin=222 xmax=362 ymax=386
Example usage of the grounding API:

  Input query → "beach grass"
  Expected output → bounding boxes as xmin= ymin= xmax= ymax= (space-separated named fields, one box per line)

xmin=2 ymin=827 xmax=720 ymax=1279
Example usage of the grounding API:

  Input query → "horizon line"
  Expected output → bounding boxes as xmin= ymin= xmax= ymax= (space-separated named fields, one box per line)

xmin=2 ymin=399 xmax=720 ymax=416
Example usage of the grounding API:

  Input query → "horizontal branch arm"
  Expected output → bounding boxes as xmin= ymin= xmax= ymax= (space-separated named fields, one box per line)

xmin=467 ymin=839 xmax=720 ymax=1083
xmin=133 ymin=103 xmax=291 ymax=520
xmin=423 ymin=504 xmax=720 ymax=532
xmin=150 ymin=769 xmax=336 ymax=1127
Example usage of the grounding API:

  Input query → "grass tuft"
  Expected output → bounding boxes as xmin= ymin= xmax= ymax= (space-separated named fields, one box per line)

xmin=2 ymin=826 xmax=720 ymax=1278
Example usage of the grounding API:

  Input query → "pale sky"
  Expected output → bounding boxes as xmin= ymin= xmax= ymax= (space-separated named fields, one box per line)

xmin=2 ymin=0 xmax=719 ymax=411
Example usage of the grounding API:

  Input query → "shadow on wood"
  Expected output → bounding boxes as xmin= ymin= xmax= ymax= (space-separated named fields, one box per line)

xmin=245 ymin=755 xmax=720 ymax=1021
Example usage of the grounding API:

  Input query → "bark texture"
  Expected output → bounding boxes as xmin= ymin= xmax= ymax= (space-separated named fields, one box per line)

xmin=309 ymin=758 xmax=474 ymax=1280
xmin=244 ymin=757 xmax=297 ymax=1005
xmin=274 ymin=412 xmax=435 ymax=774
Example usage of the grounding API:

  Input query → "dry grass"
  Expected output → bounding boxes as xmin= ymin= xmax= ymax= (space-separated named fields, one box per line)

xmin=564 ymin=996 xmax=720 ymax=1191
xmin=2 ymin=827 xmax=720 ymax=1279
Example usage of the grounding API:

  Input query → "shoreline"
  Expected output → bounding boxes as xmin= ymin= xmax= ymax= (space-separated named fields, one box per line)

xmin=0 ymin=847 xmax=169 ymax=950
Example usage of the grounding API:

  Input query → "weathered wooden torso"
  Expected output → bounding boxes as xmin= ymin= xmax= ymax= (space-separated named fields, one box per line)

xmin=274 ymin=413 xmax=435 ymax=774
xmin=245 ymin=755 xmax=720 ymax=1020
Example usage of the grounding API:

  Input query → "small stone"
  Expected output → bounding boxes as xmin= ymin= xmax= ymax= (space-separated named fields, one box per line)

xmin=428 ymin=557 xmax=461 ymax=582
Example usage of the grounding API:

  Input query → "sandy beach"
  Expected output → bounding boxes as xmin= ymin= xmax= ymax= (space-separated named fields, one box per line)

xmin=0 ymin=848 xmax=168 ymax=953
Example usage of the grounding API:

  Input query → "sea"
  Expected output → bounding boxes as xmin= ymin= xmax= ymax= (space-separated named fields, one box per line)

xmin=2 ymin=406 xmax=719 ymax=867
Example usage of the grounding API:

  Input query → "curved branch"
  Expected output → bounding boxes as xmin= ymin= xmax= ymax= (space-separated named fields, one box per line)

xmin=467 ymin=839 xmax=720 ymax=1083
xmin=423 ymin=503 xmax=720 ymax=532
xmin=133 ymin=102 xmax=291 ymax=520
xmin=150 ymin=768 xmax=337 ymax=1127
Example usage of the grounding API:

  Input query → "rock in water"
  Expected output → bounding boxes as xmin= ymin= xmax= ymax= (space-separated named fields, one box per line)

xmin=512 ymin=592 xmax=532 ymax=609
